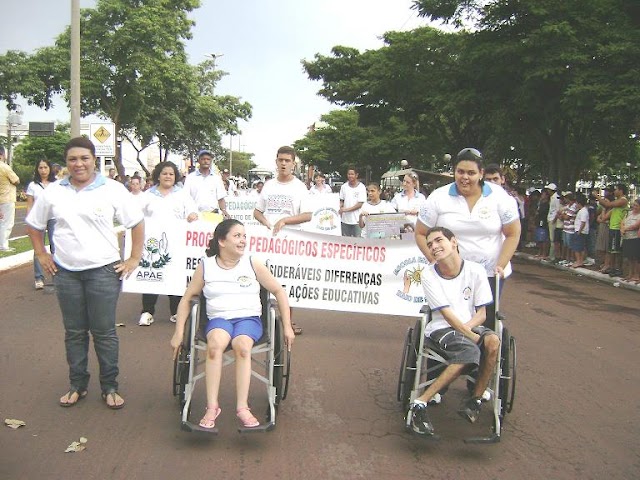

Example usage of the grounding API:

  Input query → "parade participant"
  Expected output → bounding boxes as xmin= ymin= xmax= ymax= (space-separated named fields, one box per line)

xmin=390 ymin=171 xmax=426 ymax=228
xmin=221 ymin=168 xmax=238 ymax=197
xmin=253 ymin=146 xmax=310 ymax=335
xmin=170 ymin=219 xmax=295 ymax=429
xmin=339 ymin=167 xmax=367 ymax=237
xmin=309 ymin=172 xmax=332 ymax=195
xmin=26 ymin=159 xmax=57 ymax=289
xmin=26 ymin=136 xmax=144 ymax=409
xmin=408 ymin=227 xmax=499 ymax=437
xmin=416 ymin=147 xmax=520 ymax=329
xmin=183 ymin=149 xmax=230 ymax=217
xmin=138 ymin=161 xmax=198 ymax=326
xmin=359 ymin=182 xmax=396 ymax=238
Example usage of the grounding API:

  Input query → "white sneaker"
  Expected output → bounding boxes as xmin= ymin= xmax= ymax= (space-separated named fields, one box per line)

xmin=427 ymin=393 xmax=442 ymax=405
xmin=481 ymin=389 xmax=491 ymax=402
xmin=170 ymin=315 xmax=177 ymax=323
xmin=138 ymin=312 xmax=154 ymax=326
xmin=584 ymin=257 xmax=595 ymax=266
xmin=34 ymin=279 xmax=44 ymax=290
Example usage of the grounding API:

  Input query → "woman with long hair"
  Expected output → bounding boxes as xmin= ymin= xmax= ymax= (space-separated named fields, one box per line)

xmin=391 ymin=171 xmax=426 ymax=228
xmin=26 ymin=159 xmax=58 ymax=289
xmin=170 ymin=219 xmax=295 ymax=429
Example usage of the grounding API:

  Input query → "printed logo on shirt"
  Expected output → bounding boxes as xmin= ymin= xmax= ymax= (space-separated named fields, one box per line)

xmin=478 ymin=206 xmax=491 ymax=220
xmin=463 ymin=286 xmax=472 ymax=300
xmin=237 ymin=275 xmax=253 ymax=288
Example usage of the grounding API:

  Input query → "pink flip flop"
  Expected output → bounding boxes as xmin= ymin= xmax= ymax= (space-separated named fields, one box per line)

xmin=199 ymin=406 xmax=221 ymax=429
xmin=236 ymin=407 xmax=260 ymax=428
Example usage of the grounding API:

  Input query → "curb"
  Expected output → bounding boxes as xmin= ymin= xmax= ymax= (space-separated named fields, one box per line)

xmin=514 ymin=252 xmax=640 ymax=292
xmin=0 ymin=250 xmax=34 ymax=272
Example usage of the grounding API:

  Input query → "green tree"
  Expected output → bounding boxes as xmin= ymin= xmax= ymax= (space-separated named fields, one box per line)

xmin=11 ymin=125 xmax=71 ymax=186
xmin=218 ymin=150 xmax=256 ymax=179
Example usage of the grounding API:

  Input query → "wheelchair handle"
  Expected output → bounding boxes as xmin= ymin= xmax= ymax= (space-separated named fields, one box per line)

xmin=494 ymin=274 xmax=501 ymax=315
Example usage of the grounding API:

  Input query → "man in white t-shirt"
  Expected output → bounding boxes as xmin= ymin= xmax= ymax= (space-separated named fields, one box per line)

xmin=254 ymin=146 xmax=311 ymax=236
xmin=253 ymin=146 xmax=310 ymax=335
xmin=359 ymin=182 xmax=396 ymax=238
xmin=183 ymin=150 xmax=229 ymax=217
xmin=222 ymin=168 xmax=238 ymax=197
xmin=338 ymin=167 xmax=367 ymax=237
xmin=407 ymin=227 xmax=500 ymax=438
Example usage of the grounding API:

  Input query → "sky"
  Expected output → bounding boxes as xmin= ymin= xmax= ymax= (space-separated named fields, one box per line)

xmin=1 ymin=0 xmax=431 ymax=169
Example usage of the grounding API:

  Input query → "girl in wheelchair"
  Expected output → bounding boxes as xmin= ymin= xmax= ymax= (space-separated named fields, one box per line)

xmin=170 ymin=219 xmax=295 ymax=429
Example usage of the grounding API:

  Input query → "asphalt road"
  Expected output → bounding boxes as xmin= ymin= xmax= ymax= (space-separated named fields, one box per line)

xmin=1 ymin=259 xmax=638 ymax=479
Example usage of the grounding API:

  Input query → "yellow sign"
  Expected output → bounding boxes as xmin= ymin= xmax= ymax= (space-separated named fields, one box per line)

xmin=93 ymin=126 xmax=111 ymax=143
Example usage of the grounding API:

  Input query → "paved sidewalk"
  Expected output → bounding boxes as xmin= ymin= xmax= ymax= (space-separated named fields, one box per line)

xmin=514 ymin=251 xmax=640 ymax=292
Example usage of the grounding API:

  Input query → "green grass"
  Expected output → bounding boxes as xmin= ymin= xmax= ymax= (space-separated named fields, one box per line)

xmin=0 ymin=236 xmax=49 ymax=258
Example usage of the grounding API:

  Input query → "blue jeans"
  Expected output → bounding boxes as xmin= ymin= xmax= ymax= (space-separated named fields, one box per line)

xmin=54 ymin=261 xmax=122 ymax=394
xmin=34 ymin=219 xmax=56 ymax=281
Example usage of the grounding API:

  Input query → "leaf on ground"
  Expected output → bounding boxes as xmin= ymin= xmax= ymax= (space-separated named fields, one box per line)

xmin=4 ymin=418 xmax=26 ymax=429
xmin=65 ymin=437 xmax=88 ymax=453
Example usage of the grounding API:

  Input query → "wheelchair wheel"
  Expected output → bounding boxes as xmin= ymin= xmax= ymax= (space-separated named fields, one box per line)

xmin=273 ymin=315 xmax=291 ymax=405
xmin=499 ymin=328 xmax=517 ymax=417
xmin=397 ymin=320 xmax=420 ymax=410
xmin=172 ymin=344 xmax=189 ymax=411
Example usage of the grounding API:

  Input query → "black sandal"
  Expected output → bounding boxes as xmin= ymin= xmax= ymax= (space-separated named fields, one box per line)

xmin=101 ymin=391 xmax=125 ymax=410
xmin=59 ymin=389 xmax=88 ymax=408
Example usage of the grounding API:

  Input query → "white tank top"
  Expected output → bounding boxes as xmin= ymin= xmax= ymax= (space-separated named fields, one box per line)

xmin=202 ymin=254 xmax=261 ymax=320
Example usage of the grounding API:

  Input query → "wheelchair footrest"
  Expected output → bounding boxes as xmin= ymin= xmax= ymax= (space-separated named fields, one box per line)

xmin=237 ymin=421 xmax=275 ymax=434
xmin=181 ymin=420 xmax=219 ymax=435
xmin=463 ymin=433 xmax=500 ymax=444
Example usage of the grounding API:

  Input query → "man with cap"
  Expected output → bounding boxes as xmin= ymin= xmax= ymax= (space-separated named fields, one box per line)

xmin=0 ymin=146 xmax=20 ymax=252
xmin=183 ymin=149 xmax=229 ymax=217
xmin=545 ymin=183 xmax=561 ymax=260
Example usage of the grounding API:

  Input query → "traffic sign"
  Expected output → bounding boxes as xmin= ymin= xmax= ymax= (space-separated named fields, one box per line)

xmin=90 ymin=123 xmax=116 ymax=156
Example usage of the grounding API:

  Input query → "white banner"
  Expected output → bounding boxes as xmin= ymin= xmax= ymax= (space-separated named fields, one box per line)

xmin=123 ymin=219 xmax=428 ymax=317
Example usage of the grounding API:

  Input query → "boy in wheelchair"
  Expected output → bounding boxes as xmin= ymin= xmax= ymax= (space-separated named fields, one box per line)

xmin=408 ymin=227 xmax=500 ymax=437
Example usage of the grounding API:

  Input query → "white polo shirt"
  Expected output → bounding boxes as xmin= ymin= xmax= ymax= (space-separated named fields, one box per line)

xmin=183 ymin=169 xmax=226 ymax=212
xmin=309 ymin=183 xmax=332 ymax=195
xmin=391 ymin=190 xmax=426 ymax=226
xmin=421 ymin=260 xmax=494 ymax=336
xmin=255 ymin=176 xmax=310 ymax=228
xmin=339 ymin=181 xmax=367 ymax=225
xmin=418 ymin=182 xmax=520 ymax=277
xmin=140 ymin=185 xmax=198 ymax=221
xmin=26 ymin=175 xmax=144 ymax=271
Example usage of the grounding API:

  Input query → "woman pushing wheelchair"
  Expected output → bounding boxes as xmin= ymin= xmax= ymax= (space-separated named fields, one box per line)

xmin=171 ymin=219 xmax=295 ymax=429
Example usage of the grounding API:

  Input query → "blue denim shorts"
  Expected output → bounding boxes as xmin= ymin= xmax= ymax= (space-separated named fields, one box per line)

xmin=204 ymin=316 xmax=263 ymax=342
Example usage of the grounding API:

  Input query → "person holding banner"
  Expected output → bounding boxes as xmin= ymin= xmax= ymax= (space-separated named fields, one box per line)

xmin=170 ymin=219 xmax=295 ymax=429
xmin=339 ymin=167 xmax=367 ymax=237
xmin=253 ymin=146 xmax=310 ymax=335
xmin=138 ymin=161 xmax=199 ymax=326
xmin=359 ymin=182 xmax=397 ymax=238
xmin=26 ymin=136 xmax=144 ymax=410
xmin=309 ymin=172 xmax=332 ymax=195
xmin=415 ymin=147 xmax=520 ymax=330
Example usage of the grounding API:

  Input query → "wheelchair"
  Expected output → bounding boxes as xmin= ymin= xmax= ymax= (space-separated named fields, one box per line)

xmin=173 ymin=288 xmax=291 ymax=433
xmin=397 ymin=282 xmax=516 ymax=443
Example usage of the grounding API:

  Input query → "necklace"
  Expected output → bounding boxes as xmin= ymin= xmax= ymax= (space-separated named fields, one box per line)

xmin=216 ymin=256 xmax=240 ymax=270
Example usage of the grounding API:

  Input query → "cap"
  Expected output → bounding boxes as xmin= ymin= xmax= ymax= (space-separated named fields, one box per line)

xmin=456 ymin=147 xmax=483 ymax=162
xmin=197 ymin=149 xmax=213 ymax=158
xmin=561 ymin=191 xmax=572 ymax=197
xmin=544 ymin=183 xmax=557 ymax=191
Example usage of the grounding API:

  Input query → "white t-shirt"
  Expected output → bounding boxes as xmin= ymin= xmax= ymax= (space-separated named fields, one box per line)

xmin=255 ymin=176 xmax=310 ymax=228
xmin=202 ymin=254 xmax=261 ymax=319
xmin=421 ymin=260 xmax=494 ymax=337
xmin=574 ymin=206 xmax=589 ymax=235
xmin=26 ymin=181 xmax=50 ymax=202
xmin=183 ymin=169 xmax=226 ymax=212
xmin=339 ymin=182 xmax=367 ymax=225
xmin=140 ymin=185 xmax=198 ymax=221
xmin=309 ymin=183 xmax=332 ymax=195
xmin=418 ymin=182 xmax=520 ymax=277
xmin=25 ymin=175 xmax=144 ymax=270
xmin=391 ymin=190 xmax=426 ymax=226
xmin=359 ymin=200 xmax=397 ymax=238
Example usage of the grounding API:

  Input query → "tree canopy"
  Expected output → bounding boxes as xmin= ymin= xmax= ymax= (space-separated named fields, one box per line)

xmin=1 ymin=0 xmax=251 ymax=177
xmin=301 ymin=0 xmax=640 ymax=188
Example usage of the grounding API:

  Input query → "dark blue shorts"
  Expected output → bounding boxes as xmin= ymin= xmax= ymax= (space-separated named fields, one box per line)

xmin=204 ymin=316 xmax=263 ymax=342
xmin=571 ymin=233 xmax=587 ymax=252
xmin=427 ymin=326 xmax=497 ymax=365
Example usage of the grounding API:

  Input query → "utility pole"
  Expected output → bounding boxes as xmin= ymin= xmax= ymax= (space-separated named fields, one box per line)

xmin=70 ymin=0 xmax=81 ymax=137
xmin=229 ymin=135 xmax=233 ymax=176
